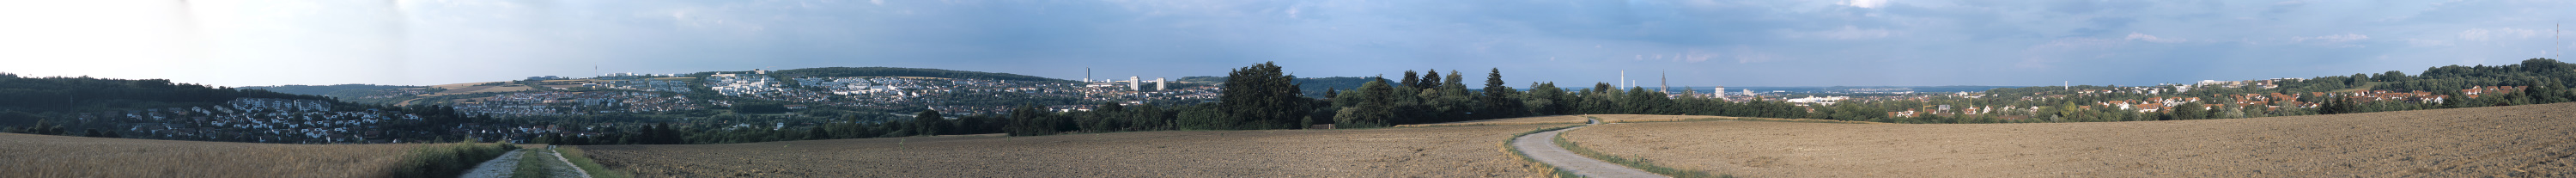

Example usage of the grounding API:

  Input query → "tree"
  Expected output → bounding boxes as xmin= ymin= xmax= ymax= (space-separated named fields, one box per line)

xmin=1212 ymin=62 xmax=1310 ymax=130
xmin=914 ymin=109 xmax=945 ymax=136
xmin=1335 ymin=78 xmax=1396 ymax=128
xmin=1422 ymin=70 xmax=1443 ymax=89
xmin=2173 ymin=102 xmax=2207 ymax=120
xmin=1400 ymin=71 xmax=1420 ymax=89
xmin=1479 ymin=68 xmax=1525 ymax=119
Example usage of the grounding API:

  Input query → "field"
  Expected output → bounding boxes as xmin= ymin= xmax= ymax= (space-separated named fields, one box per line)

xmin=1579 ymin=114 xmax=1880 ymax=124
xmin=575 ymin=125 xmax=1577 ymax=177
xmin=423 ymin=82 xmax=532 ymax=96
xmin=1560 ymin=102 xmax=2576 ymax=177
xmin=0 ymin=133 xmax=423 ymax=177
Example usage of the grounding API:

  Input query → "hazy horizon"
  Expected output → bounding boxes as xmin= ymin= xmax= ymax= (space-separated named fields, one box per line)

xmin=3 ymin=0 xmax=2570 ymax=87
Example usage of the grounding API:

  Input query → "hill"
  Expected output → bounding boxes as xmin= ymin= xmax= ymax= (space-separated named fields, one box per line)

xmin=236 ymin=84 xmax=418 ymax=96
xmin=1558 ymin=102 xmax=2576 ymax=177
xmin=770 ymin=67 xmax=1070 ymax=82
xmin=0 ymin=73 xmax=329 ymax=113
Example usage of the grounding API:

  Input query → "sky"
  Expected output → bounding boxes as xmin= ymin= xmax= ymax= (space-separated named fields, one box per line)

xmin=1 ymin=0 xmax=2571 ymax=88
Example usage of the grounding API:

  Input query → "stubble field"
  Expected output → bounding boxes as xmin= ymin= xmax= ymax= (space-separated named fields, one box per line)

xmin=1562 ymin=102 xmax=2576 ymax=177
xmin=575 ymin=125 xmax=1577 ymax=177
xmin=0 ymin=133 xmax=425 ymax=177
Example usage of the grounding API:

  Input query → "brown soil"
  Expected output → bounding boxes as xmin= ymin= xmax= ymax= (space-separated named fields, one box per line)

xmin=575 ymin=125 xmax=1577 ymax=177
xmin=0 ymin=133 xmax=422 ymax=177
xmin=1562 ymin=102 xmax=2576 ymax=177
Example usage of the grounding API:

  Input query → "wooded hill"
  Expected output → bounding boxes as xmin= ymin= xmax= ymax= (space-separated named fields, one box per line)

xmin=237 ymin=84 xmax=418 ymax=96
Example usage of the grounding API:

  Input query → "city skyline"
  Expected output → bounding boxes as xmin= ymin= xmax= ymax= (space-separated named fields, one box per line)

xmin=2 ymin=0 xmax=2571 ymax=87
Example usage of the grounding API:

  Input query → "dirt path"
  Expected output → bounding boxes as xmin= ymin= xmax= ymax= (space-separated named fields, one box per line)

xmin=1513 ymin=119 xmax=1666 ymax=178
xmin=542 ymin=146 xmax=592 ymax=178
xmin=459 ymin=149 xmax=527 ymax=178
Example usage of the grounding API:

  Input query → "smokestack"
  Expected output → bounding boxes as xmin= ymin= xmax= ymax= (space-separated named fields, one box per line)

xmin=1619 ymin=71 xmax=1625 ymax=89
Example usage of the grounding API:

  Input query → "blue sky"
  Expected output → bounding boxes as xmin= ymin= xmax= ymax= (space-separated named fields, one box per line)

xmin=1 ymin=0 xmax=2570 ymax=87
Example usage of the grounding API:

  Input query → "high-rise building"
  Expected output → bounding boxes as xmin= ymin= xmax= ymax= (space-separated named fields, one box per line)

xmin=1130 ymin=76 xmax=1141 ymax=91
xmin=1714 ymin=86 xmax=1727 ymax=97
xmin=1156 ymin=77 xmax=1166 ymax=90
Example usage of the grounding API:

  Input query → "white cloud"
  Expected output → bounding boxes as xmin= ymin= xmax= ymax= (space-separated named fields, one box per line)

xmin=2123 ymin=33 xmax=2186 ymax=43
xmin=1787 ymin=26 xmax=1894 ymax=40
xmin=2404 ymin=39 xmax=2454 ymax=46
xmin=2293 ymin=34 xmax=2369 ymax=43
xmin=2458 ymin=28 xmax=2543 ymax=41
xmin=1838 ymin=0 xmax=1887 ymax=9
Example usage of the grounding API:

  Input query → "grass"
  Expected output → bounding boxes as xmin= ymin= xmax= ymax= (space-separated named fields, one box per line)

xmin=1500 ymin=125 xmax=1586 ymax=178
xmin=558 ymin=146 xmax=635 ymax=178
xmin=1552 ymin=120 xmax=1731 ymax=178
xmin=386 ymin=140 xmax=519 ymax=178
xmin=513 ymin=149 xmax=557 ymax=178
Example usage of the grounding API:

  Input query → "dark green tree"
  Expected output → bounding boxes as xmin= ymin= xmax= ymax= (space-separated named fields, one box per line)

xmin=1207 ymin=62 xmax=1309 ymax=130
xmin=914 ymin=109 xmax=945 ymax=136
xmin=1479 ymin=68 xmax=1526 ymax=119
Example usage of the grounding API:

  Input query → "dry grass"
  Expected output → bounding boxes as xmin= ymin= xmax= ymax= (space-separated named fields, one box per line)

xmin=0 ymin=134 xmax=430 ymax=177
xmin=1561 ymin=102 xmax=2576 ymax=177
xmin=1581 ymin=114 xmax=1880 ymax=124
xmin=577 ymin=125 xmax=1576 ymax=177
xmin=1395 ymin=115 xmax=1592 ymax=127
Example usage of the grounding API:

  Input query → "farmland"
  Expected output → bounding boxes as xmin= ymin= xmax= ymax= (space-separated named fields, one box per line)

xmin=575 ymin=125 xmax=1577 ymax=177
xmin=0 ymin=133 xmax=424 ymax=177
xmin=1559 ymin=102 xmax=2576 ymax=177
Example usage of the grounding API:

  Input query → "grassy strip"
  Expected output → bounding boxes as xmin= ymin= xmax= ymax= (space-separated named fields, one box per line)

xmin=513 ymin=149 xmax=557 ymax=178
xmin=1502 ymin=125 xmax=1586 ymax=178
xmin=557 ymin=146 xmax=635 ymax=178
xmin=1552 ymin=128 xmax=1731 ymax=178
xmin=386 ymin=141 xmax=519 ymax=178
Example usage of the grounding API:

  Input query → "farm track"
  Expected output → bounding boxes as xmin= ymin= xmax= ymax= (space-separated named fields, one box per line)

xmin=1510 ymin=120 xmax=1667 ymax=178
xmin=1563 ymin=102 xmax=2576 ymax=177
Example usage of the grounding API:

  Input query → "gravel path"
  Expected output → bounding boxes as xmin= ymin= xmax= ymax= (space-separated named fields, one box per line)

xmin=459 ymin=149 xmax=527 ymax=178
xmin=1513 ymin=120 xmax=1667 ymax=178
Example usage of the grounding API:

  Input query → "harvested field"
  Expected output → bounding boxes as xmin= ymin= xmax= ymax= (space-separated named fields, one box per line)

xmin=0 ymin=133 xmax=420 ymax=177
xmin=1396 ymin=115 xmax=1590 ymax=127
xmin=1561 ymin=102 xmax=2576 ymax=177
xmin=576 ymin=125 xmax=1578 ymax=177
xmin=1583 ymin=114 xmax=1880 ymax=124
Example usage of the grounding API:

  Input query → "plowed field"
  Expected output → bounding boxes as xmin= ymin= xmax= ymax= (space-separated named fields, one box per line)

xmin=576 ymin=124 xmax=1576 ymax=177
xmin=1563 ymin=102 xmax=2576 ymax=177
